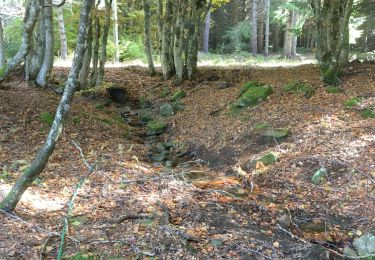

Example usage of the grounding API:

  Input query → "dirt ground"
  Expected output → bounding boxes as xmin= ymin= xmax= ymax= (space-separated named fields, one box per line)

xmin=0 ymin=63 xmax=374 ymax=259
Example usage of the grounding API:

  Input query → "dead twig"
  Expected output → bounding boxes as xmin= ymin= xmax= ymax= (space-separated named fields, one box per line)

xmin=39 ymin=234 xmax=58 ymax=260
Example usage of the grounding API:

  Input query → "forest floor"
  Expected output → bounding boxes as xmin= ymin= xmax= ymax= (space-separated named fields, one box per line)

xmin=0 ymin=63 xmax=374 ymax=259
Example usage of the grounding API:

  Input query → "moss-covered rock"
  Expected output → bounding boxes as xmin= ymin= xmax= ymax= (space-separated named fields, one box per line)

xmin=283 ymin=81 xmax=315 ymax=98
xmin=171 ymin=89 xmax=186 ymax=101
xmin=231 ymin=82 xmax=273 ymax=113
xmin=160 ymin=103 xmax=174 ymax=117
xmin=147 ymin=120 xmax=167 ymax=135
xmin=261 ymin=128 xmax=290 ymax=140
xmin=243 ymin=152 xmax=280 ymax=171
xmin=40 ymin=112 xmax=54 ymax=126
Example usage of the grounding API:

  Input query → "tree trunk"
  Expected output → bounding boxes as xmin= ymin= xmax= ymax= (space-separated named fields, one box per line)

xmin=291 ymin=12 xmax=298 ymax=56
xmin=0 ymin=18 xmax=5 ymax=69
xmin=26 ymin=16 xmax=46 ymax=82
xmin=231 ymin=0 xmax=239 ymax=26
xmin=157 ymin=0 xmax=163 ymax=58
xmin=57 ymin=6 xmax=68 ymax=60
xmin=143 ymin=0 xmax=156 ymax=76
xmin=203 ymin=10 xmax=210 ymax=53
xmin=0 ymin=0 xmax=94 ymax=212
xmin=0 ymin=0 xmax=42 ymax=82
xmin=112 ymin=0 xmax=120 ymax=63
xmin=264 ymin=0 xmax=270 ymax=57
xmin=161 ymin=0 xmax=174 ymax=80
xmin=96 ymin=0 xmax=112 ymax=86
xmin=273 ymin=23 xmax=280 ymax=52
xmin=258 ymin=9 xmax=264 ymax=53
xmin=35 ymin=0 xmax=54 ymax=88
xmin=90 ymin=10 xmax=100 ymax=87
xmin=251 ymin=0 xmax=257 ymax=56
xmin=79 ymin=19 xmax=93 ymax=89
xmin=283 ymin=11 xmax=293 ymax=58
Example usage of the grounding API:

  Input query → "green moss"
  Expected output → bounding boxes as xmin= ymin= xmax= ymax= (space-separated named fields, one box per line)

xmin=99 ymin=117 xmax=114 ymax=125
xmin=95 ymin=103 xmax=105 ymax=110
xmin=40 ymin=112 xmax=54 ymax=126
xmin=360 ymin=108 xmax=375 ymax=119
xmin=147 ymin=120 xmax=167 ymax=135
xmin=171 ymin=89 xmax=186 ymax=101
xmin=234 ymin=85 xmax=273 ymax=108
xmin=138 ymin=109 xmax=153 ymax=123
xmin=259 ymin=152 xmax=280 ymax=165
xmin=0 ymin=65 xmax=7 ymax=77
xmin=345 ymin=97 xmax=361 ymax=108
xmin=160 ymin=103 xmax=174 ymax=117
xmin=172 ymin=100 xmax=185 ymax=111
xmin=261 ymin=128 xmax=290 ymax=139
xmin=238 ymin=81 xmax=261 ymax=97
xmin=254 ymin=122 xmax=271 ymax=130
xmin=326 ymin=86 xmax=343 ymax=94
xmin=283 ymin=81 xmax=315 ymax=98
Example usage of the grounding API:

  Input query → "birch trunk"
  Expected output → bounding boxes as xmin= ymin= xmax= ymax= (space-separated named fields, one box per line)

xmin=291 ymin=12 xmax=299 ymax=56
xmin=161 ymin=0 xmax=174 ymax=80
xmin=35 ymin=0 xmax=54 ymax=88
xmin=57 ymin=6 xmax=68 ymax=60
xmin=143 ymin=0 xmax=156 ymax=76
xmin=0 ymin=0 xmax=94 ymax=212
xmin=283 ymin=11 xmax=293 ymax=58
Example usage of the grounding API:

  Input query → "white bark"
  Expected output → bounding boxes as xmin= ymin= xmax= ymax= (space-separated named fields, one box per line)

xmin=0 ymin=18 xmax=5 ymax=68
xmin=57 ymin=6 xmax=68 ymax=60
xmin=112 ymin=0 xmax=119 ymax=62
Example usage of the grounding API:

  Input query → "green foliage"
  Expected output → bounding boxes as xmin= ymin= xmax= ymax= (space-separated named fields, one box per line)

xmin=3 ymin=17 xmax=23 ymax=59
xmin=254 ymin=123 xmax=271 ymax=130
xmin=360 ymin=108 xmax=375 ymax=119
xmin=0 ymin=65 xmax=7 ymax=77
xmin=223 ymin=20 xmax=251 ymax=52
xmin=283 ymin=82 xmax=315 ymax=98
xmin=171 ymin=89 xmax=186 ymax=102
xmin=259 ymin=152 xmax=280 ymax=165
xmin=326 ymin=86 xmax=344 ymax=94
xmin=107 ymin=37 xmax=145 ymax=61
xmin=345 ymin=97 xmax=361 ymax=108
xmin=147 ymin=120 xmax=167 ymax=135
xmin=40 ymin=112 xmax=55 ymax=126
xmin=160 ymin=86 xmax=171 ymax=98
xmin=160 ymin=103 xmax=174 ymax=117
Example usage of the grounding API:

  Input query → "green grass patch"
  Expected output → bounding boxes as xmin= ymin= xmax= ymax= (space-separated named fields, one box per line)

xmin=40 ymin=112 xmax=54 ymax=126
xmin=254 ymin=122 xmax=271 ymax=130
xmin=326 ymin=86 xmax=343 ymax=94
xmin=171 ymin=89 xmax=186 ymax=102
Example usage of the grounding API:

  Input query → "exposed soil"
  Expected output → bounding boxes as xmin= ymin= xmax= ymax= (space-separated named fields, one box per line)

xmin=0 ymin=63 xmax=374 ymax=259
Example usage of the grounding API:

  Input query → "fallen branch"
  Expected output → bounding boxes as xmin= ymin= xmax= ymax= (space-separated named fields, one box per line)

xmin=114 ymin=213 xmax=153 ymax=224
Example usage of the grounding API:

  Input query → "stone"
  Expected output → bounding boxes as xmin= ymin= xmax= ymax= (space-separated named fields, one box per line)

xmin=214 ymin=81 xmax=233 ymax=89
xmin=261 ymin=128 xmax=290 ymax=140
xmin=243 ymin=152 xmax=280 ymax=172
xmin=283 ymin=82 xmax=315 ymax=98
xmin=160 ymin=103 xmax=174 ymax=117
xmin=312 ymin=167 xmax=327 ymax=185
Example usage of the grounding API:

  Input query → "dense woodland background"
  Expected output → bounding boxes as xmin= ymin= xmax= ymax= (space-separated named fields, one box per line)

xmin=0 ymin=0 xmax=374 ymax=259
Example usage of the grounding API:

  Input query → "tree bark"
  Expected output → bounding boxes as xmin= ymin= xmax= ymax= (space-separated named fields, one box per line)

xmin=251 ymin=0 xmax=257 ymax=56
xmin=57 ymin=6 xmax=68 ymax=60
xmin=258 ymin=9 xmax=264 ymax=53
xmin=0 ymin=0 xmax=94 ymax=212
xmin=0 ymin=0 xmax=42 ymax=83
xmin=0 ymin=18 xmax=5 ymax=69
xmin=283 ymin=11 xmax=293 ymax=58
xmin=35 ymin=0 xmax=54 ymax=88
xmin=156 ymin=0 xmax=163 ymax=58
xmin=264 ymin=0 xmax=270 ymax=57
xmin=96 ymin=0 xmax=112 ymax=86
xmin=143 ymin=0 xmax=156 ymax=76
xmin=90 ymin=8 xmax=100 ymax=87
xmin=231 ymin=0 xmax=239 ymax=26
xmin=79 ymin=18 xmax=93 ymax=89
xmin=27 ymin=15 xmax=45 ymax=81
xmin=161 ymin=0 xmax=174 ymax=80
xmin=203 ymin=10 xmax=210 ymax=53
xmin=291 ymin=12 xmax=299 ymax=56
xmin=112 ymin=0 xmax=120 ymax=63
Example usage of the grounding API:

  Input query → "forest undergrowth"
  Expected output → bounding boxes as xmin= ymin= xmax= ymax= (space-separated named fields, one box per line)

xmin=0 ymin=63 xmax=374 ymax=259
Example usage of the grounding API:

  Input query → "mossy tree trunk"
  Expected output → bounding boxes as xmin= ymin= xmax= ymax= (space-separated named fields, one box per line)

xmin=35 ymin=0 xmax=54 ymax=88
xmin=311 ymin=0 xmax=353 ymax=84
xmin=0 ymin=0 xmax=95 ymax=212
xmin=26 ymin=15 xmax=45 ymax=82
xmin=143 ymin=0 xmax=156 ymax=76
xmin=0 ymin=0 xmax=42 ymax=83
xmin=79 ymin=18 xmax=93 ymax=89
xmin=90 ymin=2 xmax=101 ymax=87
